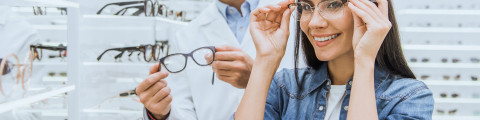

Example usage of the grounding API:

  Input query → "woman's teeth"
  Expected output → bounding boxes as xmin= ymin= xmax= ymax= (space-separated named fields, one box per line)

xmin=314 ymin=34 xmax=339 ymax=42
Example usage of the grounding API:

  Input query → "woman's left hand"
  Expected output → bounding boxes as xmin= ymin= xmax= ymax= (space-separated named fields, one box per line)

xmin=348 ymin=0 xmax=391 ymax=61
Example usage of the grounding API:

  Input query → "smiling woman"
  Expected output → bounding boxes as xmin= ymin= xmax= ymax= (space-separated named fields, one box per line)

xmin=235 ymin=0 xmax=434 ymax=119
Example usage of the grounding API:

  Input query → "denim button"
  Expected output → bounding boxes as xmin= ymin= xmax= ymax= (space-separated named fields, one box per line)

xmin=319 ymin=106 xmax=324 ymax=111
xmin=349 ymin=81 xmax=352 ymax=86
xmin=344 ymin=106 xmax=349 ymax=111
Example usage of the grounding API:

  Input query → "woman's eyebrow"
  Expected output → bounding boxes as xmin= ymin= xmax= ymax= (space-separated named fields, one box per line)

xmin=300 ymin=0 xmax=314 ymax=5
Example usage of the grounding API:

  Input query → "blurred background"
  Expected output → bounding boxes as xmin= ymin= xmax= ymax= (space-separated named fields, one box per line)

xmin=0 ymin=0 xmax=478 ymax=120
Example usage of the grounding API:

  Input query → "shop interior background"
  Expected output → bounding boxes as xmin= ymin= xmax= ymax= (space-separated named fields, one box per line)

xmin=0 ymin=0 xmax=479 ymax=120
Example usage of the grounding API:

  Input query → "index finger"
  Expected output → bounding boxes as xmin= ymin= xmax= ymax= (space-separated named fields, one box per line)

xmin=137 ymin=71 xmax=169 ymax=93
xmin=149 ymin=63 xmax=160 ymax=75
xmin=376 ymin=0 xmax=389 ymax=17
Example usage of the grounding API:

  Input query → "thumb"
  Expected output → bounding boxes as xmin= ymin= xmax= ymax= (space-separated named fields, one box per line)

xmin=149 ymin=63 xmax=160 ymax=75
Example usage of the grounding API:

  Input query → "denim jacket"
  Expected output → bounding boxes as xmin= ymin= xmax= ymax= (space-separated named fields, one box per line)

xmin=264 ymin=63 xmax=434 ymax=120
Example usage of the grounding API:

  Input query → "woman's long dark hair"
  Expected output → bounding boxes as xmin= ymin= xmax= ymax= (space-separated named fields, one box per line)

xmin=293 ymin=1 xmax=416 ymax=88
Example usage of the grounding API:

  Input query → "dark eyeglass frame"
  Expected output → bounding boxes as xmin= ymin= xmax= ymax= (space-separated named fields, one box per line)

xmin=32 ymin=6 xmax=47 ymax=15
xmin=30 ymin=44 xmax=67 ymax=61
xmin=114 ymin=5 xmax=146 ymax=16
xmin=97 ymin=44 xmax=155 ymax=62
xmin=96 ymin=1 xmax=145 ymax=15
xmin=158 ymin=46 xmax=216 ymax=84
xmin=144 ymin=0 xmax=168 ymax=17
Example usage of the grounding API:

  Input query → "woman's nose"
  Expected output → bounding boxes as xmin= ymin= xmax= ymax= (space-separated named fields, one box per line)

xmin=308 ymin=11 xmax=328 ymax=29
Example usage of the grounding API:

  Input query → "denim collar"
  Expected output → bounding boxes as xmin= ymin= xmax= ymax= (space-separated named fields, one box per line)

xmin=306 ymin=62 xmax=390 ymax=92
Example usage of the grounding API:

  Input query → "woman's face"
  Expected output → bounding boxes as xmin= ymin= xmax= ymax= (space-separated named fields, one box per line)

xmin=300 ymin=0 xmax=355 ymax=61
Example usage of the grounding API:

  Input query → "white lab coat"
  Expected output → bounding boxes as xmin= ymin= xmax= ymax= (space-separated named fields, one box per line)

xmin=155 ymin=0 xmax=304 ymax=120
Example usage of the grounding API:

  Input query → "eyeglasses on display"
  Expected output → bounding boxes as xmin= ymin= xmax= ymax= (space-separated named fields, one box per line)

xmin=0 ymin=53 xmax=34 ymax=99
xmin=97 ymin=43 xmax=168 ymax=62
xmin=30 ymin=44 xmax=67 ymax=61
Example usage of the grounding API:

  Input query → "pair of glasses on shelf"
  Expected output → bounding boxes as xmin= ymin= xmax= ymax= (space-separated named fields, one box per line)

xmin=439 ymin=93 xmax=459 ymax=98
xmin=419 ymin=74 xmax=477 ymax=81
xmin=410 ymin=57 xmax=480 ymax=63
xmin=32 ymin=7 xmax=68 ymax=16
xmin=437 ymin=109 xmax=457 ymax=115
xmin=157 ymin=46 xmax=216 ymax=85
xmin=33 ymin=6 xmax=47 ymax=15
xmin=97 ymin=43 xmax=169 ymax=62
xmin=96 ymin=0 xmax=167 ymax=16
xmin=0 ymin=53 xmax=34 ymax=99
xmin=30 ymin=44 xmax=67 ymax=61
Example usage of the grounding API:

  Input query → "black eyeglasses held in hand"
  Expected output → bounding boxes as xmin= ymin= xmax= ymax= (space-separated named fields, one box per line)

xmin=157 ymin=46 xmax=216 ymax=85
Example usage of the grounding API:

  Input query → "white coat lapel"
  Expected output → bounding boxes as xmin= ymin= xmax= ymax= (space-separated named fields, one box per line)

xmin=200 ymin=4 xmax=240 ymax=47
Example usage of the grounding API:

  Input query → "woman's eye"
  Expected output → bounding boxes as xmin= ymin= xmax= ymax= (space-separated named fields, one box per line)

xmin=303 ymin=5 xmax=312 ymax=10
xmin=327 ymin=2 xmax=343 ymax=8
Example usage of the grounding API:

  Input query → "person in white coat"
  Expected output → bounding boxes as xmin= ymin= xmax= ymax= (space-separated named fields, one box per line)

xmin=136 ymin=0 xmax=302 ymax=119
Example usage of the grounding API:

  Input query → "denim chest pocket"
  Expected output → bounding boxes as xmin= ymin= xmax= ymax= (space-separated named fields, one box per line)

xmin=376 ymin=96 xmax=403 ymax=119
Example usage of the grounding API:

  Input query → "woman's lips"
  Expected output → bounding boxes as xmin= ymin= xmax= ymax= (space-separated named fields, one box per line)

xmin=313 ymin=33 xmax=340 ymax=47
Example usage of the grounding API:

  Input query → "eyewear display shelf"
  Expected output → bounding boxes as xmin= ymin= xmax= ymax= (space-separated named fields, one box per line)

xmin=394 ymin=0 xmax=480 ymax=119
xmin=74 ymin=0 xmax=210 ymax=120
xmin=0 ymin=0 xmax=78 ymax=120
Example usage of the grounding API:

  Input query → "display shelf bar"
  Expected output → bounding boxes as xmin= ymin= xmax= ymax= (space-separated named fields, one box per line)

xmin=398 ymin=9 xmax=480 ymax=15
xmin=408 ymin=63 xmax=480 ymax=69
xmin=435 ymin=98 xmax=480 ymax=104
xmin=17 ymin=109 xmax=68 ymax=117
xmin=0 ymin=0 xmax=79 ymax=8
xmin=423 ymin=81 xmax=480 ymax=86
xmin=400 ymin=27 xmax=480 ymax=33
xmin=432 ymin=116 xmax=480 ymax=120
xmin=82 ymin=108 xmax=142 ymax=114
xmin=403 ymin=45 xmax=480 ymax=51
xmin=0 ymin=85 xmax=75 ymax=113
xmin=83 ymin=15 xmax=189 ymax=27
xmin=33 ymin=62 xmax=68 ymax=66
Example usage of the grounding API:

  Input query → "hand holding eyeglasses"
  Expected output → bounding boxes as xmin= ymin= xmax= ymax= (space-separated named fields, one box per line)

xmin=209 ymin=45 xmax=253 ymax=89
xmin=136 ymin=64 xmax=171 ymax=120
xmin=348 ymin=0 xmax=391 ymax=60
xmin=250 ymin=0 xmax=294 ymax=60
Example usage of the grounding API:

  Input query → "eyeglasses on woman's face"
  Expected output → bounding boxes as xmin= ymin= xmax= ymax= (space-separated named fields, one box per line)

xmin=287 ymin=0 xmax=378 ymax=21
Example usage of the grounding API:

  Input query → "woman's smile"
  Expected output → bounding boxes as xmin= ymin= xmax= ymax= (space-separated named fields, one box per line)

xmin=311 ymin=33 xmax=342 ymax=47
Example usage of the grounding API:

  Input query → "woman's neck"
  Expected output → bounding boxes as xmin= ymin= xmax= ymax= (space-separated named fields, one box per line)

xmin=327 ymin=50 xmax=355 ymax=85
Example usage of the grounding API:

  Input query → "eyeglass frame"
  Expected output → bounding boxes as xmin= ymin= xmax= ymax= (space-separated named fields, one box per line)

xmin=0 ymin=53 xmax=34 ymax=98
xmin=30 ymin=44 xmax=67 ymax=61
xmin=144 ymin=0 xmax=168 ymax=17
xmin=288 ymin=0 xmax=378 ymax=20
xmin=97 ymin=44 xmax=167 ymax=62
xmin=96 ymin=1 xmax=145 ymax=15
xmin=158 ymin=46 xmax=216 ymax=84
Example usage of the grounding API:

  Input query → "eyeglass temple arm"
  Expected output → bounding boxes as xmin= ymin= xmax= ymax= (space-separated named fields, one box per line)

xmin=97 ymin=48 xmax=124 ymax=61
xmin=114 ymin=5 xmax=144 ymax=16
xmin=96 ymin=1 xmax=144 ymax=15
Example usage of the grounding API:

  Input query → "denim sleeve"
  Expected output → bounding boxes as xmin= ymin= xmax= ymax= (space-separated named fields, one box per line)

xmin=386 ymin=87 xmax=434 ymax=120
xmin=264 ymin=75 xmax=282 ymax=120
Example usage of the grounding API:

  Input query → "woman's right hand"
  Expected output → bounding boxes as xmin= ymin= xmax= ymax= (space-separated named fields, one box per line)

xmin=250 ymin=0 xmax=294 ymax=60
